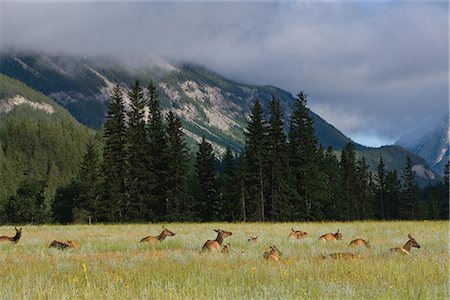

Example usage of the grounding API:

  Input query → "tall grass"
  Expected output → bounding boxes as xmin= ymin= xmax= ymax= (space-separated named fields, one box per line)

xmin=0 ymin=221 xmax=448 ymax=299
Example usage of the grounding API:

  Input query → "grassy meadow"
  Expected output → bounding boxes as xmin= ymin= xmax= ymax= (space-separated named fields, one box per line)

xmin=0 ymin=221 xmax=448 ymax=299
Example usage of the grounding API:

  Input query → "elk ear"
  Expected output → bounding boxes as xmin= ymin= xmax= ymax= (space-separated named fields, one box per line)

xmin=292 ymin=228 xmax=295 ymax=232
xmin=408 ymin=234 xmax=412 ymax=239
xmin=214 ymin=229 xmax=219 ymax=233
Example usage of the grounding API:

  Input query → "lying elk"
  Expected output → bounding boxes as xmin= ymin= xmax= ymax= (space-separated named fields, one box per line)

xmin=49 ymin=240 xmax=80 ymax=250
xmin=349 ymin=238 xmax=370 ymax=248
xmin=319 ymin=229 xmax=343 ymax=241
xmin=222 ymin=243 xmax=232 ymax=254
xmin=263 ymin=245 xmax=281 ymax=261
xmin=248 ymin=236 xmax=259 ymax=243
xmin=202 ymin=229 xmax=233 ymax=251
xmin=140 ymin=227 xmax=176 ymax=243
xmin=288 ymin=228 xmax=308 ymax=239
xmin=321 ymin=252 xmax=361 ymax=260
xmin=0 ymin=227 xmax=22 ymax=244
xmin=390 ymin=234 xmax=421 ymax=255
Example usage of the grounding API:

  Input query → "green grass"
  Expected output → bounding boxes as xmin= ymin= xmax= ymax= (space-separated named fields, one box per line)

xmin=0 ymin=221 xmax=448 ymax=299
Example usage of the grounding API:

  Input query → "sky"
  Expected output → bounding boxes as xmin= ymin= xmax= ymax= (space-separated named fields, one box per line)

xmin=0 ymin=0 xmax=448 ymax=147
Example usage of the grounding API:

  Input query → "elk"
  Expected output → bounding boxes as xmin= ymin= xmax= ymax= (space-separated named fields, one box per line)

xmin=0 ymin=227 xmax=22 ymax=244
xmin=49 ymin=240 xmax=80 ymax=250
xmin=140 ymin=227 xmax=176 ymax=243
xmin=319 ymin=229 xmax=343 ymax=241
xmin=349 ymin=238 xmax=370 ymax=248
xmin=390 ymin=234 xmax=421 ymax=255
xmin=202 ymin=229 xmax=233 ymax=251
xmin=322 ymin=252 xmax=361 ymax=259
xmin=222 ymin=243 xmax=232 ymax=254
xmin=288 ymin=228 xmax=308 ymax=239
xmin=263 ymin=245 xmax=281 ymax=261
xmin=248 ymin=236 xmax=259 ymax=243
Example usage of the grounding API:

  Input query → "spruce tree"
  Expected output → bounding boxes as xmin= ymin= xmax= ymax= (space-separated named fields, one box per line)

xmin=100 ymin=85 xmax=127 ymax=222
xmin=355 ymin=157 xmax=374 ymax=220
xmin=384 ymin=170 xmax=401 ymax=220
xmin=340 ymin=142 xmax=357 ymax=220
xmin=195 ymin=138 xmax=217 ymax=221
xmin=216 ymin=147 xmax=241 ymax=221
xmin=266 ymin=96 xmax=289 ymax=221
xmin=375 ymin=156 xmax=387 ymax=219
xmin=147 ymin=81 xmax=169 ymax=220
xmin=288 ymin=91 xmax=325 ymax=221
xmin=321 ymin=146 xmax=343 ymax=220
xmin=244 ymin=100 xmax=267 ymax=221
xmin=75 ymin=138 xmax=102 ymax=222
xmin=165 ymin=111 xmax=190 ymax=221
xmin=126 ymin=80 xmax=154 ymax=221
xmin=400 ymin=156 xmax=419 ymax=219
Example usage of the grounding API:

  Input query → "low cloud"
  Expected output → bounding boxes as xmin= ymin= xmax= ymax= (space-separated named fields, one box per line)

xmin=1 ymin=1 xmax=447 ymax=146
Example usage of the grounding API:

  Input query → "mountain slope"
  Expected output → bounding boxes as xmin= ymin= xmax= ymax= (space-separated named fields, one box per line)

xmin=0 ymin=74 xmax=92 ymax=207
xmin=396 ymin=114 xmax=449 ymax=175
xmin=0 ymin=51 xmax=437 ymax=184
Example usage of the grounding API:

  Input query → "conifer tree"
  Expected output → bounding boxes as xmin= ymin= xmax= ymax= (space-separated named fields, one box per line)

xmin=375 ymin=156 xmax=387 ymax=219
xmin=400 ymin=156 xmax=419 ymax=219
xmin=126 ymin=80 xmax=154 ymax=221
xmin=384 ymin=170 xmax=401 ymax=220
xmin=100 ymin=85 xmax=127 ymax=222
xmin=244 ymin=100 xmax=267 ymax=221
xmin=321 ymin=146 xmax=343 ymax=220
xmin=75 ymin=138 xmax=102 ymax=222
xmin=355 ymin=157 xmax=374 ymax=219
xmin=340 ymin=142 xmax=357 ymax=220
xmin=266 ymin=96 xmax=289 ymax=221
xmin=147 ymin=81 xmax=169 ymax=220
xmin=165 ymin=111 xmax=190 ymax=221
xmin=195 ymin=138 xmax=217 ymax=221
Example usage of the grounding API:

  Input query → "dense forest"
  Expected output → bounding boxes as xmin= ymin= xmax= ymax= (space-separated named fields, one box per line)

xmin=1 ymin=79 xmax=448 ymax=224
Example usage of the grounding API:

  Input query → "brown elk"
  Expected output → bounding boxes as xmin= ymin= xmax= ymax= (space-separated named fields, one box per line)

xmin=322 ymin=252 xmax=362 ymax=259
xmin=0 ymin=227 xmax=22 ymax=244
xmin=222 ymin=243 xmax=232 ymax=254
xmin=390 ymin=234 xmax=421 ymax=255
xmin=248 ymin=236 xmax=259 ymax=243
xmin=202 ymin=229 xmax=233 ymax=251
xmin=140 ymin=227 xmax=176 ymax=243
xmin=319 ymin=229 xmax=343 ymax=241
xmin=49 ymin=240 xmax=80 ymax=250
xmin=349 ymin=238 xmax=370 ymax=248
xmin=288 ymin=228 xmax=308 ymax=239
xmin=263 ymin=245 xmax=281 ymax=261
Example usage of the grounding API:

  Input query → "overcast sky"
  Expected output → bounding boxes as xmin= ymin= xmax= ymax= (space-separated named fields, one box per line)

xmin=1 ymin=1 xmax=448 ymax=147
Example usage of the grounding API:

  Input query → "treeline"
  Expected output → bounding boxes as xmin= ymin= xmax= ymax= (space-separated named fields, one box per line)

xmin=2 ymin=81 xmax=448 ymax=223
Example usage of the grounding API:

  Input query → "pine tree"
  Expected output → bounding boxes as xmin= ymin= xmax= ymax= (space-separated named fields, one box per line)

xmin=147 ymin=81 xmax=169 ymax=220
xmin=126 ymin=80 xmax=154 ymax=221
xmin=321 ymin=146 xmax=343 ymax=220
xmin=375 ymin=156 xmax=387 ymax=219
xmin=165 ymin=111 xmax=190 ymax=221
xmin=340 ymin=142 xmax=357 ymax=220
xmin=288 ymin=91 xmax=325 ymax=221
xmin=244 ymin=100 xmax=267 ymax=221
xmin=100 ymin=85 xmax=127 ymax=222
xmin=384 ymin=170 xmax=401 ymax=220
xmin=266 ymin=96 xmax=290 ymax=221
xmin=75 ymin=138 xmax=102 ymax=222
xmin=195 ymin=138 xmax=217 ymax=221
xmin=400 ymin=156 xmax=419 ymax=219
xmin=355 ymin=157 xmax=375 ymax=219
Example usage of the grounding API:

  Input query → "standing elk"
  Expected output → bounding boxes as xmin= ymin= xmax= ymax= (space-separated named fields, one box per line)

xmin=0 ymin=227 xmax=22 ymax=244
xmin=140 ymin=227 xmax=176 ymax=243
xmin=202 ymin=229 xmax=233 ymax=251
xmin=349 ymin=238 xmax=370 ymax=248
xmin=390 ymin=234 xmax=421 ymax=255
xmin=319 ymin=229 xmax=343 ymax=241
xmin=288 ymin=228 xmax=308 ymax=239
xmin=263 ymin=245 xmax=281 ymax=261
xmin=49 ymin=240 xmax=80 ymax=250
xmin=248 ymin=236 xmax=259 ymax=243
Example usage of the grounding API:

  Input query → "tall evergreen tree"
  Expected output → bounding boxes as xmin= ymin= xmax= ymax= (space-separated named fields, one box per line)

xmin=266 ymin=96 xmax=290 ymax=221
xmin=375 ymin=156 xmax=387 ymax=219
xmin=355 ymin=157 xmax=375 ymax=219
xmin=195 ymin=138 xmax=217 ymax=221
xmin=147 ymin=81 xmax=169 ymax=220
xmin=216 ymin=147 xmax=239 ymax=221
xmin=165 ymin=111 xmax=190 ymax=221
xmin=244 ymin=100 xmax=267 ymax=221
xmin=75 ymin=138 xmax=102 ymax=222
xmin=384 ymin=170 xmax=401 ymax=220
xmin=321 ymin=146 xmax=343 ymax=220
xmin=126 ymin=80 xmax=154 ymax=221
xmin=100 ymin=85 xmax=127 ymax=222
xmin=400 ymin=156 xmax=419 ymax=219
xmin=340 ymin=142 xmax=357 ymax=220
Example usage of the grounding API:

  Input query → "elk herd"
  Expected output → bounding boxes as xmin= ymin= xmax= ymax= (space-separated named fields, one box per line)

xmin=0 ymin=226 xmax=422 ymax=259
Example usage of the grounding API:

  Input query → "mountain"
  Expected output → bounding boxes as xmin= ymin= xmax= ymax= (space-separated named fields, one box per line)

xmin=0 ymin=51 xmax=437 ymax=184
xmin=0 ymin=74 xmax=92 ymax=206
xmin=396 ymin=114 xmax=449 ymax=175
